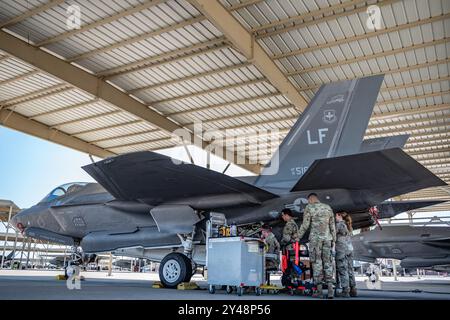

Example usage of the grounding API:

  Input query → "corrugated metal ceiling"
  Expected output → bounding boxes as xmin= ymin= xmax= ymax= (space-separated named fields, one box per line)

xmin=0 ymin=0 xmax=448 ymax=207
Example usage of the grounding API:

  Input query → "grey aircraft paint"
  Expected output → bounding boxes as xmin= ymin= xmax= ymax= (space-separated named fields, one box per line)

xmin=10 ymin=75 xmax=447 ymax=265
xmin=352 ymin=225 xmax=450 ymax=270
xmin=254 ymin=75 xmax=384 ymax=192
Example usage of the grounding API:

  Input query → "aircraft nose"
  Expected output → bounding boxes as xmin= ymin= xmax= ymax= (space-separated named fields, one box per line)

xmin=10 ymin=209 xmax=27 ymax=232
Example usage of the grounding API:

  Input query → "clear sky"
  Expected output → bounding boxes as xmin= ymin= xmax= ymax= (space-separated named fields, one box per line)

xmin=0 ymin=126 xmax=253 ymax=209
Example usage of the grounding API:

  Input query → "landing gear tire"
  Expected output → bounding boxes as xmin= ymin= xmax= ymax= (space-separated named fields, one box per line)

xmin=208 ymin=285 xmax=215 ymax=294
xmin=159 ymin=253 xmax=192 ymax=289
xmin=64 ymin=262 xmax=76 ymax=280
xmin=63 ymin=265 xmax=69 ymax=280
xmin=180 ymin=253 xmax=194 ymax=283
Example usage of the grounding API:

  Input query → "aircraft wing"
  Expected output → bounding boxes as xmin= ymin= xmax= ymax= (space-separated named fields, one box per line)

xmin=377 ymin=200 xmax=447 ymax=219
xmin=83 ymin=151 xmax=277 ymax=206
xmin=291 ymin=148 xmax=447 ymax=203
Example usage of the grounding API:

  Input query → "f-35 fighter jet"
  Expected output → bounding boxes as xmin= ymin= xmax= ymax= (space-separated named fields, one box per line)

xmin=352 ymin=225 xmax=450 ymax=271
xmin=11 ymin=75 xmax=447 ymax=287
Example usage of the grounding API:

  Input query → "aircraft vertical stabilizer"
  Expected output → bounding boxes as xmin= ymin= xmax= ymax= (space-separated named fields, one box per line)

xmin=254 ymin=75 xmax=384 ymax=192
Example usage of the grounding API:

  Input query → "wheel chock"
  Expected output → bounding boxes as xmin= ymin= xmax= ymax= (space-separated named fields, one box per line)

xmin=260 ymin=284 xmax=283 ymax=290
xmin=56 ymin=275 xmax=85 ymax=281
xmin=152 ymin=281 xmax=164 ymax=288
xmin=177 ymin=282 xmax=199 ymax=290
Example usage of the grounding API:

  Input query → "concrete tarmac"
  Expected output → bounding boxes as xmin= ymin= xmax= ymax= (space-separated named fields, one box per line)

xmin=0 ymin=271 xmax=449 ymax=300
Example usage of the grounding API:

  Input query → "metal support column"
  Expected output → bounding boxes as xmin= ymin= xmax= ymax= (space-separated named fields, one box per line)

xmin=10 ymin=230 xmax=18 ymax=269
xmin=18 ymin=236 xmax=26 ymax=269
xmin=25 ymin=237 xmax=32 ymax=269
xmin=392 ymin=259 xmax=398 ymax=281
xmin=108 ymin=252 xmax=112 ymax=276
xmin=31 ymin=240 xmax=37 ymax=268
xmin=63 ymin=247 xmax=67 ymax=270
xmin=408 ymin=211 xmax=414 ymax=224
xmin=0 ymin=205 xmax=13 ymax=268
xmin=45 ymin=241 xmax=49 ymax=261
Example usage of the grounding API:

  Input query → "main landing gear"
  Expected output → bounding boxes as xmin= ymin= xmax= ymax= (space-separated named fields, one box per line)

xmin=159 ymin=252 xmax=193 ymax=288
xmin=159 ymin=226 xmax=198 ymax=288
xmin=64 ymin=245 xmax=83 ymax=279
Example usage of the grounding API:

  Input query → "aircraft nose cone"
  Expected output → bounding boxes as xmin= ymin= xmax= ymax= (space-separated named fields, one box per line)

xmin=10 ymin=209 xmax=27 ymax=232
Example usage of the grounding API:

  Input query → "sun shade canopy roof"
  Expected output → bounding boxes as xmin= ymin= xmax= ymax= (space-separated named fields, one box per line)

xmin=0 ymin=0 xmax=448 ymax=209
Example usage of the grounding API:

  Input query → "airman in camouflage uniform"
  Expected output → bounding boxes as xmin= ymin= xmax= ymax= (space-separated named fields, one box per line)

xmin=261 ymin=225 xmax=280 ymax=270
xmin=297 ymin=193 xmax=336 ymax=299
xmin=335 ymin=216 xmax=353 ymax=297
xmin=280 ymin=208 xmax=299 ymax=249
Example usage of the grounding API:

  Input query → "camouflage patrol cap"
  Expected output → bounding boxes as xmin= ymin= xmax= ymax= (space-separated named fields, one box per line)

xmin=261 ymin=223 xmax=272 ymax=231
xmin=280 ymin=208 xmax=293 ymax=216
xmin=307 ymin=192 xmax=318 ymax=199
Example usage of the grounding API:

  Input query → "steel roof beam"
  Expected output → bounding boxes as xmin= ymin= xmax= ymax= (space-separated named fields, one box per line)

xmin=0 ymin=55 xmax=11 ymax=63
xmin=67 ymin=16 xmax=206 ymax=62
xmin=36 ymin=0 xmax=167 ymax=47
xmin=104 ymin=42 xmax=229 ymax=80
xmin=290 ymin=58 xmax=450 ymax=91
xmin=175 ymin=93 xmax=449 ymax=131
xmin=253 ymin=0 xmax=370 ymax=35
xmin=271 ymin=13 xmax=450 ymax=59
xmin=405 ymin=139 xmax=450 ymax=149
xmin=227 ymin=0 xmax=264 ymax=11
xmin=72 ymin=120 xmax=147 ymax=136
xmin=409 ymin=148 xmax=450 ymax=156
xmin=418 ymin=158 xmax=450 ymax=166
xmin=34 ymin=0 xmax=260 ymax=48
xmin=367 ymin=123 xmax=450 ymax=137
xmin=188 ymin=0 xmax=308 ymax=112
xmin=227 ymin=125 xmax=450 ymax=147
xmin=176 ymin=101 xmax=448 ymax=129
xmin=0 ymin=84 xmax=72 ymax=106
xmin=0 ymin=0 xmax=64 ymax=29
xmin=160 ymin=66 xmax=449 ymax=118
xmin=98 ymin=37 xmax=227 ymax=78
xmin=167 ymin=93 xmax=282 ymax=117
xmin=220 ymin=119 xmax=450 ymax=138
xmin=132 ymin=57 xmax=449 ymax=98
xmin=368 ymin=130 xmax=450 ymax=140
xmin=89 ymin=129 xmax=161 ymax=144
xmin=50 ymin=110 xmax=123 ymax=129
xmin=129 ymin=62 xmax=252 ymax=94
xmin=152 ymin=78 xmax=267 ymax=105
xmin=0 ymin=30 xmax=259 ymax=173
xmin=155 ymin=77 xmax=449 ymax=107
xmin=0 ymin=109 xmax=113 ymax=158
xmin=286 ymin=38 xmax=449 ymax=77
xmin=103 ymin=106 xmax=450 ymax=148
xmin=29 ymin=99 xmax=100 ymax=120
xmin=256 ymin=0 xmax=399 ymax=39
xmin=374 ymin=104 xmax=450 ymax=121
xmin=108 ymin=137 xmax=174 ymax=151
xmin=0 ymin=70 xmax=40 ymax=86
xmin=242 ymin=143 xmax=450 ymax=157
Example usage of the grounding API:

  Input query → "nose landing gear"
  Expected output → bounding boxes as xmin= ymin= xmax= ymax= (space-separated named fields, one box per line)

xmin=159 ymin=252 xmax=193 ymax=288
xmin=64 ymin=245 xmax=83 ymax=279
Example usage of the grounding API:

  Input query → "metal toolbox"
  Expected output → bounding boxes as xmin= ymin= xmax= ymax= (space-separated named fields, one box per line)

xmin=207 ymin=236 xmax=265 ymax=295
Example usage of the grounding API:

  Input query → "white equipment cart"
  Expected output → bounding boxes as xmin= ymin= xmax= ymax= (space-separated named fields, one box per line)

xmin=207 ymin=236 xmax=265 ymax=296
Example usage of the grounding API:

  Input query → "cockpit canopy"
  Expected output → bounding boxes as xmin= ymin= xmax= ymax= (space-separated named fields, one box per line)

xmin=40 ymin=182 xmax=89 ymax=203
